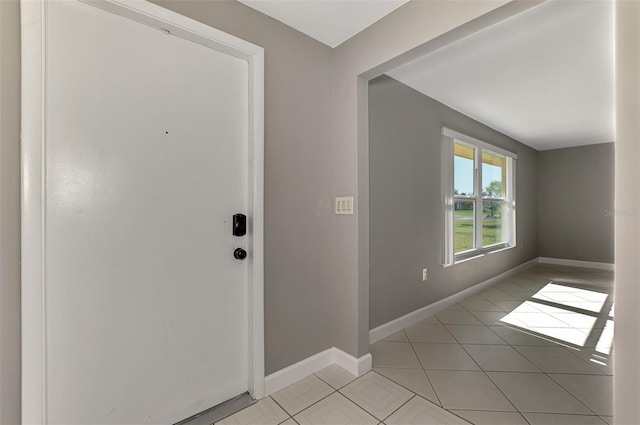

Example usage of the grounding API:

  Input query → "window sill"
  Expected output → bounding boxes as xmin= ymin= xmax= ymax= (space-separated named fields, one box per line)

xmin=442 ymin=244 xmax=517 ymax=268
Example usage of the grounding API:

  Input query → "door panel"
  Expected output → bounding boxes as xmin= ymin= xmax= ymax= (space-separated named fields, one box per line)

xmin=45 ymin=1 xmax=248 ymax=423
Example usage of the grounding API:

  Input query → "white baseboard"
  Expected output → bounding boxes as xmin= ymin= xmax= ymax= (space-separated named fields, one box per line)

xmin=538 ymin=257 xmax=614 ymax=271
xmin=369 ymin=258 xmax=539 ymax=344
xmin=264 ymin=348 xmax=334 ymax=396
xmin=264 ymin=347 xmax=371 ymax=396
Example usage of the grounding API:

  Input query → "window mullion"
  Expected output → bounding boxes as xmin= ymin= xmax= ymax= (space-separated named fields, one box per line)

xmin=507 ymin=157 xmax=516 ymax=247
xmin=442 ymin=136 xmax=455 ymax=266
xmin=475 ymin=148 xmax=482 ymax=249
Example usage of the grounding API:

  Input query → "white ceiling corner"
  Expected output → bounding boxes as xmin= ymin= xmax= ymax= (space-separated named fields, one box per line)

xmin=387 ymin=0 xmax=614 ymax=151
xmin=237 ymin=0 xmax=409 ymax=48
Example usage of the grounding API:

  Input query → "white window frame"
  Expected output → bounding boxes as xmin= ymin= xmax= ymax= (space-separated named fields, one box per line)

xmin=441 ymin=128 xmax=517 ymax=266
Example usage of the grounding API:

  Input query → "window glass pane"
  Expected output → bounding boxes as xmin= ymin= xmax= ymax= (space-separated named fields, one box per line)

xmin=482 ymin=151 xmax=505 ymax=198
xmin=454 ymin=200 xmax=475 ymax=253
xmin=454 ymin=143 xmax=475 ymax=196
xmin=482 ymin=200 xmax=506 ymax=246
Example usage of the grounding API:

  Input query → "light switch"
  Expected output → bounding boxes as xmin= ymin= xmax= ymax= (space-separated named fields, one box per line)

xmin=335 ymin=196 xmax=354 ymax=215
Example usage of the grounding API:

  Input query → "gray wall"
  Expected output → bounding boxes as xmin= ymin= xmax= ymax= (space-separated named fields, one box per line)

xmin=368 ymin=76 xmax=539 ymax=329
xmin=331 ymin=0 xmax=513 ymax=358
xmin=0 ymin=0 xmax=21 ymax=423
xmin=538 ymin=143 xmax=614 ymax=264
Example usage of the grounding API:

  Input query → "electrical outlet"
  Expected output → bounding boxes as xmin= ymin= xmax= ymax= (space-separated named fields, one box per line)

xmin=422 ymin=268 xmax=428 ymax=281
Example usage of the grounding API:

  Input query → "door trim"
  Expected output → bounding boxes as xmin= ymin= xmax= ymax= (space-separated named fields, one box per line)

xmin=20 ymin=1 xmax=265 ymax=422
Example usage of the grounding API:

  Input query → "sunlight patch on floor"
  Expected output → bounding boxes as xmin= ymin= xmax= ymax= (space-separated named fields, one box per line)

xmin=497 ymin=281 xmax=613 ymax=351
xmin=596 ymin=320 xmax=614 ymax=354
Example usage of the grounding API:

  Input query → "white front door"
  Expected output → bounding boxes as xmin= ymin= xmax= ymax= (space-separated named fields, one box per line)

xmin=28 ymin=1 xmax=258 ymax=423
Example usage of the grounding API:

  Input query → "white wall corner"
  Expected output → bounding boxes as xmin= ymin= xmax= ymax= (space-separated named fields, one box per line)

xmin=537 ymin=257 xmax=614 ymax=271
xmin=263 ymin=347 xmax=372 ymax=396
xmin=369 ymin=257 xmax=539 ymax=344
xmin=333 ymin=348 xmax=372 ymax=377
xmin=264 ymin=348 xmax=334 ymax=396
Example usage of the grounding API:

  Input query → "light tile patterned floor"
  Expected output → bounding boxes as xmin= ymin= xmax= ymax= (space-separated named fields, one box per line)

xmin=216 ymin=265 xmax=613 ymax=425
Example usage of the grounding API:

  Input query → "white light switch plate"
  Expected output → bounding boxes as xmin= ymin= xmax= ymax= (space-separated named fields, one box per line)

xmin=335 ymin=196 xmax=354 ymax=215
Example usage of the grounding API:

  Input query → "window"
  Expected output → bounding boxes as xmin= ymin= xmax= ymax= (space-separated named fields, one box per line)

xmin=442 ymin=128 xmax=516 ymax=265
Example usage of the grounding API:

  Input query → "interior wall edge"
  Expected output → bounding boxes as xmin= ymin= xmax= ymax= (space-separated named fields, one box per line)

xmin=613 ymin=0 xmax=640 ymax=423
xmin=0 ymin=0 xmax=22 ymax=423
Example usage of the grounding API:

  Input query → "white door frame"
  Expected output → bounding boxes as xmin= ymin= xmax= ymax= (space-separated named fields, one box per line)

xmin=20 ymin=1 xmax=265 ymax=422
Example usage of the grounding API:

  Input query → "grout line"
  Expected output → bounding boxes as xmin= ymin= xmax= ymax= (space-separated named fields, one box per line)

xmin=371 ymin=363 xmax=444 ymax=409
xmin=419 ymin=368 xmax=443 ymax=408
xmin=329 ymin=369 xmax=421 ymax=421
xmin=380 ymin=394 xmax=416 ymax=423
xmin=454 ymin=409 xmax=533 ymax=425
xmin=435 ymin=322 xmax=487 ymax=326
xmin=509 ymin=340 xmax=610 ymax=375
xmin=448 ymin=407 xmax=531 ymax=413
xmin=401 ymin=328 xmax=409 ymax=341
xmin=518 ymin=411 xmax=609 ymax=417
xmin=521 ymin=411 xmax=534 ymax=425
xmin=441 ymin=409 xmax=475 ymax=424
xmin=312 ymin=368 xmax=358 ymax=391
xmin=311 ymin=372 xmax=335 ymax=389
xmin=269 ymin=395 xmax=297 ymax=419
xmin=443 ymin=325 xmax=509 ymax=346
xmin=493 ymin=323 xmax=594 ymax=350
xmin=407 ymin=340 xmax=487 ymax=345
xmin=337 ymin=370 xmax=414 ymax=420
xmin=407 ymin=338 xmax=427 ymax=371
xmin=331 ymin=390 xmax=382 ymax=421
xmin=539 ymin=370 xmax=612 ymax=376
xmin=407 ymin=334 xmax=516 ymax=424
xmin=277 ymin=416 xmax=294 ymax=425
xmin=406 ymin=336 xmax=445 ymax=408
xmin=453 ymin=335 xmax=522 ymax=415
xmin=545 ymin=373 xmax=604 ymax=417
xmin=458 ymin=409 xmax=607 ymax=416
xmin=281 ymin=389 xmax=337 ymax=419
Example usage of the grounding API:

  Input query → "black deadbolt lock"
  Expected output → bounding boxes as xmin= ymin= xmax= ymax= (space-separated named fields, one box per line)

xmin=233 ymin=213 xmax=246 ymax=237
xmin=234 ymin=248 xmax=247 ymax=260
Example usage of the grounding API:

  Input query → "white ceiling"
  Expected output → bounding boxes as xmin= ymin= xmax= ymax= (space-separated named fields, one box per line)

xmin=238 ymin=0 xmax=408 ymax=48
xmin=388 ymin=0 xmax=614 ymax=151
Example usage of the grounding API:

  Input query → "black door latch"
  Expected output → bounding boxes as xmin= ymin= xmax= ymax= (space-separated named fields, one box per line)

xmin=233 ymin=213 xmax=246 ymax=237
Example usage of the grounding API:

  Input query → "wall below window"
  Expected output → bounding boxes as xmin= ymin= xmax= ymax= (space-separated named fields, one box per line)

xmin=369 ymin=76 xmax=539 ymax=329
xmin=538 ymin=143 xmax=614 ymax=264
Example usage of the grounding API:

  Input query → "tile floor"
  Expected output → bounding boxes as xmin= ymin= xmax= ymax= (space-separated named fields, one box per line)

xmin=217 ymin=264 xmax=614 ymax=425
